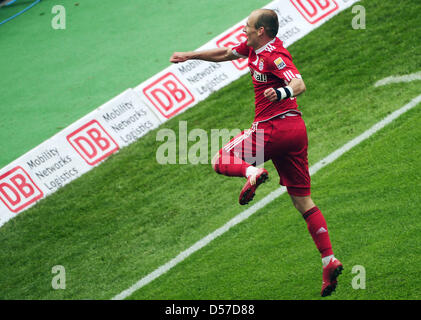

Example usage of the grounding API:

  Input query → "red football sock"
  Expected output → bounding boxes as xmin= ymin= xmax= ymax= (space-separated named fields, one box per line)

xmin=302 ymin=206 xmax=334 ymax=258
xmin=213 ymin=152 xmax=249 ymax=177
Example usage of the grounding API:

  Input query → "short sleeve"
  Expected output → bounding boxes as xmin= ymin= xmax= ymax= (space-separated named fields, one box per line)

xmin=270 ymin=54 xmax=302 ymax=83
xmin=231 ymin=41 xmax=250 ymax=58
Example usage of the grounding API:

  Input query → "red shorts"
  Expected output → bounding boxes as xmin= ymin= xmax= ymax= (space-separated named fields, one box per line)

xmin=221 ymin=115 xmax=311 ymax=196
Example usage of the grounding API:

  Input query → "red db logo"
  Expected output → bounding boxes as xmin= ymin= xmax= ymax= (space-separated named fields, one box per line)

xmin=216 ymin=25 xmax=248 ymax=70
xmin=143 ymin=72 xmax=194 ymax=119
xmin=291 ymin=0 xmax=338 ymax=24
xmin=67 ymin=120 xmax=119 ymax=165
xmin=0 ymin=167 xmax=43 ymax=213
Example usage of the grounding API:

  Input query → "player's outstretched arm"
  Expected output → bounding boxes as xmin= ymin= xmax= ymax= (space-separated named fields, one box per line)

xmin=264 ymin=78 xmax=306 ymax=102
xmin=170 ymin=47 xmax=238 ymax=63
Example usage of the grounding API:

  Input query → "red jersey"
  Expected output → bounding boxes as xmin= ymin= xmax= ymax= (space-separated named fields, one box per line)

xmin=232 ymin=37 xmax=302 ymax=122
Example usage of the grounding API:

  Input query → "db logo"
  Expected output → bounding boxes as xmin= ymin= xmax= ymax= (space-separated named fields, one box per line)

xmin=143 ymin=72 xmax=194 ymax=119
xmin=216 ymin=25 xmax=248 ymax=70
xmin=67 ymin=120 xmax=119 ymax=165
xmin=0 ymin=167 xmax=43 ymax=213
xmin=291 ymin=0 xmax=339 ymax=24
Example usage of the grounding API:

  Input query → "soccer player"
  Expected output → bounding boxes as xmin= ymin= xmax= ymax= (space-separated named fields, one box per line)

xmin=170 ymin=9 xmax=343 ymax=297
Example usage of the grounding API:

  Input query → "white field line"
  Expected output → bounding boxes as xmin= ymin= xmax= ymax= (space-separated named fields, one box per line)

xmin=112 ymin=94 xmax=421 ymax=300
xmin=374 ymin=71 xmax=421 ymax=87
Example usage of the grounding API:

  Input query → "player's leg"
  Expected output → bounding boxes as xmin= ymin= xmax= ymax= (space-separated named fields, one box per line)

xmin=212 ymin=125 xmax=269 ymax=205
xmin=289 ymin=193 xmax=343 ymax=297
xmin=270 ymin=116 xmax=343 ymax=296
xmin=212 ymin=150 xmax=268 ymax=205
xmin=288 ymin=192 xmax=315 ymax=213
xmin=289 ymin=193 xmax=333 ymax=259
xmin=211 ymin=149 xmax=250 ymax=178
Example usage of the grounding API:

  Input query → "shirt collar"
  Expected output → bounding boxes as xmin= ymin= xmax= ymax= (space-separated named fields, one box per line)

xmin=255 ymin=38 xmax=276 ymax=54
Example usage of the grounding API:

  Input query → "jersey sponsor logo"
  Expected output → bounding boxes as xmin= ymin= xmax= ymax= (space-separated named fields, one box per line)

xmin=0 ymin=166 xmax=43 ymax=213
xmin=142 ymin=72 xmax=195 ymax=119
xmin=67 ymin=120 xmax=119 ymax=166
xmin=253 ymin=70 xmax=267 ymax=83
xmin=216 ymin=25 xmax=248 ymax=70
xmin=290 ymin=0 xmax=339 ymax=24
xmin=274 ymin=57 xmax=287 ymax=70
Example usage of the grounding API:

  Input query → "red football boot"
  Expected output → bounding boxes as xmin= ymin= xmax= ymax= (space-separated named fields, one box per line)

xmin=239 ymin=168 xmax=268 ymax=205
xmin=321 ymin=258 xmax=343 ymax=297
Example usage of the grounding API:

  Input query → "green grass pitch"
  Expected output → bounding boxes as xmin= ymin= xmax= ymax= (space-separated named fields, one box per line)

xmin=0 ymin=0 xmax=420 ymax=299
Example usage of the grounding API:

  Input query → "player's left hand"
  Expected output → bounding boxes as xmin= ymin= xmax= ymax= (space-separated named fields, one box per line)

xmin=264 ymin=88 xmax=278 ymax=102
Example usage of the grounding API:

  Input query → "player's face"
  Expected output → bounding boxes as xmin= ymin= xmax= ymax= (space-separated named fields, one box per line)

xmin=243 ymin=16 xmax=259 ymax=48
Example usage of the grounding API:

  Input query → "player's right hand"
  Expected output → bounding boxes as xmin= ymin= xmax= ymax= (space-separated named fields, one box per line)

xmin=170 ymin=52 xmax=190 ymax=63
xmin=264 ymin=88 xmax=279 ymax=102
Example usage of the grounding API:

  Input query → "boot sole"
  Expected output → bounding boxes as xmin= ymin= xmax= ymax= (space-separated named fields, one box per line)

xmin=321 ymin=265 xmax=344 ymax=297
xmin=239 ymin=172 xmax=268 ymax=205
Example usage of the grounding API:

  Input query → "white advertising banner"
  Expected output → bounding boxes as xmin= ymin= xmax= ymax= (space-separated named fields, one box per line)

xmin=271 ymin=0 xmax=359 ymax=47
xmin=95 ymin=89 xmax=161 ymax=148
xmin=134 ymin=60 xmax=243 ymax=123
xmin=0 ymin=89 xmax=161 ymax=227
xmin=0 ymin=0 xmax=359 ymax=228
